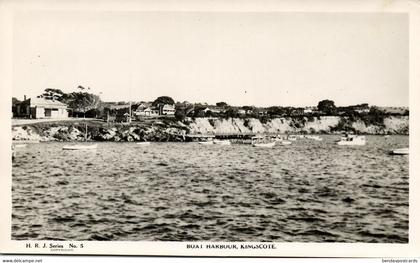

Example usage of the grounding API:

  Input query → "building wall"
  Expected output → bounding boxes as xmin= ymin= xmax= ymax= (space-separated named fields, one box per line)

xmin=34 ymin=107 xmax=44 ymax=118
xmin=31 ymin=107 xmax=68 ymax=119
xmin=50 ymin=108 xmax=68 ymax=118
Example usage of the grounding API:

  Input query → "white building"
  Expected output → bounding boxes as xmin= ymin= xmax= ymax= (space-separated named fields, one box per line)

xmin=14 ymin=97 xmax=68 ymax=119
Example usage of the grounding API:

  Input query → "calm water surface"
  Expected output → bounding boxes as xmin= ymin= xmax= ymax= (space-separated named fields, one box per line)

xmin=12 ymin=135 xmax=409 ymax=242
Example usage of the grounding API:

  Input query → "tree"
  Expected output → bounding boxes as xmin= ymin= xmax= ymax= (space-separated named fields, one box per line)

xmin=267 ymin=106 xmax=285 ymax=117
xmin=175 ymin=107 xmax=187 ymax=120
xmin=216 ymin=102 xmax=228 ymax=108
xmin=67 ymin=92 xmax=101 ymax=118
xmin=317 ymin=99 xmax=337 ymax=115
xmin=224 ymin=107 xmax=239 ymax=118
xmin=42 ymin=88 xmax=65 ymax=101
xmin=152 ymin=96 xmax=175 ymax=106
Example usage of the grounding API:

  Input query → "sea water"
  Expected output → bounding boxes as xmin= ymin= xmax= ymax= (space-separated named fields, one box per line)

xmin=12 ymin=135 xmax=409 ymax=242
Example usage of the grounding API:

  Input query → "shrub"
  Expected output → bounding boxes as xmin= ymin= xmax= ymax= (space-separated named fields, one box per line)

xmin=208 ymin=118 xmax=215 ymax=127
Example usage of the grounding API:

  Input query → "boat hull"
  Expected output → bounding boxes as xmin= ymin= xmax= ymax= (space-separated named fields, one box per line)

xmin=213 ymin=140 xmax=231 ymax=145
xmin=198 ymin=141 xmax=214 ymax=145
xmin=390 ymin=148 xmax=409 ymax=155
xmin=63 ymin=144 xmax=98 ymax=150
xmin=253 ymin=142 xmax=276 ymax=148
xmin=136 ymin=142 xmax=151 ymax=146
xmin=337 ymin=141 xmax=366 ymax=146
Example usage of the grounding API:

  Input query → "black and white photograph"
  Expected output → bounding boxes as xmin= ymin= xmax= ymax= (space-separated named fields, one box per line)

xmin=1 ymin=0 xmax=419 ymax=258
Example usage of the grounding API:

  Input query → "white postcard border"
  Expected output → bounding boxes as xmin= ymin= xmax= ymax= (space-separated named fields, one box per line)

xmin=1 ymin=0 xmax=419 ymax=257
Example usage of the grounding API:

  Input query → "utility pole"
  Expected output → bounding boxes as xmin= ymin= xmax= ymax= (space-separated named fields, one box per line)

xmin=129 ymin=100 xmax=132 ymax=124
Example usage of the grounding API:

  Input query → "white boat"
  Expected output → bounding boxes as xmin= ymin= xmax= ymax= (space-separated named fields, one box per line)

xmin=213 ymin=139 xmax=231 ymax=145
xmin=63 ymin=123 xmax=98 ymax=150
xmin=390 ymin=148 xmax=409 ymax=155
xmin=311 ymin=136 xmax=323 ymax=141
xmin=12 ymin=140 xmax=40 ymax=144
xmin=281 ymin=141 xmax=292 ymax=145
xmin=337 ymin=135 xmax=366 ymax=146
xmin=198 ymin=141 xmax=214 ymax=145
xmin=306 ymin=135 xmax=322 ymax=141
xmin=63 ymin=144 xmax=98 ymax=150
xmin=287 ymin=136 xmax=297 ymax=141
xmin=14 ymin=144 xmax=27 ymax=148
xmin=136 ymin=142 xmax=151 ymax=146
xmin=253 ymin=141 xmax=276 ymax=148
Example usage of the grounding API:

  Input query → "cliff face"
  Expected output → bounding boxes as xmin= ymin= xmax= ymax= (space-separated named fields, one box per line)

xmin=12 ymin=116 xmax=409 ymax=142
xmin=187 ymin=116 xmax=409 ymax=135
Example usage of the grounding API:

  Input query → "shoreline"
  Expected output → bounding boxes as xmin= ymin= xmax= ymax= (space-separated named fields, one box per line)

xmin=11 ymin=116 xmax=409 ymax=142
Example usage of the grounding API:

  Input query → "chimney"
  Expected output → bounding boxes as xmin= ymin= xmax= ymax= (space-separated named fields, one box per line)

xmin=24 ymin=95 xmax=26 ymax=101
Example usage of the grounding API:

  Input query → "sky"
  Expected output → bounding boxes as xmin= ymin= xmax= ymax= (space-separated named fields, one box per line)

xmin=12 ymin=11 xmax=408 ymax=107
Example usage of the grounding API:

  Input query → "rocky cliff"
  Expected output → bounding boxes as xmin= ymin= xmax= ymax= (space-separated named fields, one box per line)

xmin=187 ymin=116 xmax=408 ymax=135
xmin=12 ymin=116 xmax=409 ymax=142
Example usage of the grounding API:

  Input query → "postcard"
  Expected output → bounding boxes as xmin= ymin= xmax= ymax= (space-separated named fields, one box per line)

xmin=0 ymin=0 xmax=419 ymax=258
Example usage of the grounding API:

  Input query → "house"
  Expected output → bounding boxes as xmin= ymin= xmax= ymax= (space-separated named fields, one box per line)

xmin=353 ymin=104 xmax=370 ymax=113
xmin=160 ymin=104 xmax=175 ymax=116
xmin=202 ymin=106 xmax=223 ymax=115
xmin=134 ymin=106 xmax=159 ymax=118
xmin=290 ymin=108 xmax=305 ymax=116
xmin=13 ymin=97 xmax=68 ymax=119
xmin=257 ymin=109 xmax=268 ymax=116
xmin=304 ymin=107 xmax=316 ymax=114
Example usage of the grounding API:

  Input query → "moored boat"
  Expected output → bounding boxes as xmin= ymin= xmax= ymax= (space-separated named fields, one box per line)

xmin=251 ymin=135 xmax=276 ymax=147
xmin=198 ymin=140 xmax=214 ymax=145
xmin=253 ymin=141 xmax=276 ymax=148
xmin=281 ymin=140 xmax=292 ymax=145
xmin=306 ymin=135 xmax=322 ymax=141
xmin=311 ymin=136 xmax=323 ymax=141
xmin=12 ymin=139 xmax=40 ymax=144
xmin=337 ymin=135 xmax=366 ymax=146
xmin=63 ymin=144 xmax=98 ymax=150
xmin=136 ymin=142 xmax=151 ymax=146
xmin=63 ymin=123 xmax=98 ymax=150
xmin=213 ymin=139 xmax=231 ymax=145
xmin=389 ymin=148 xmax=409 ymax=155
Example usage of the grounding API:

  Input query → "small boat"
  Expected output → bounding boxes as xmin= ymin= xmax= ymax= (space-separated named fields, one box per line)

xmin=136 ymin=142 xmax=151 ymax=146
xmin=311 ymin=136 xmax=323 ymax=141
xmin=281 ymin=141 xmax=292 ymax=145
xmin=253 ymin=141 xmax=276 ymax=148
xmin=306 ymin=135 xmax=322 ymax=141
xmin=63 ymin=144 xmax=98 ymax=150
xmin=14 ymin=144 xmax=27 ymax=148
xmin=384 ymin=135 xmax=391 ymax=139
xmin=337 ymin=135 xmax=366 ymax=146
xmin=63 ymin=123 xmax=98 ymax=150
xmin=198 ymin=140 xmax=214 ymax=145
xmin=389 ymin=148 xmax=409 ymax=155
xmin=287 ymin=135 xmax=297 ymax=141
xmin=251 ymin=136 xmax=275 ymax=147
xmin=12 ymin=139 xmax=40 ymax=144
xmin=213 ymin=139 xmax=231 ymax=145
